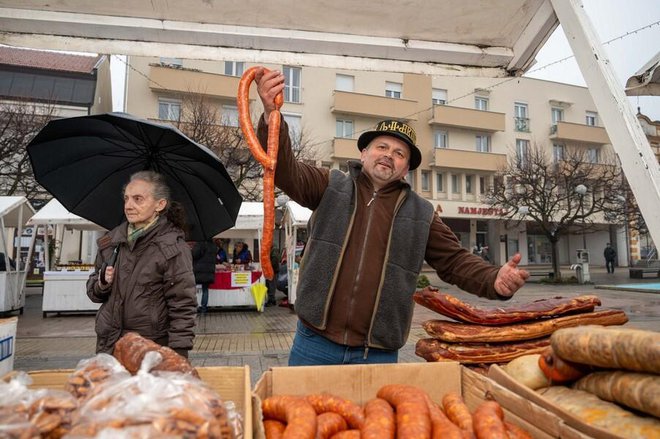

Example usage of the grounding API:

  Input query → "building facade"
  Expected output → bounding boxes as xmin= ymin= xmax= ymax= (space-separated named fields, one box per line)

xmin=0 ymin=46 xmax=112 ymax=269
xmin=123 ymin=56 xmax=634 ymax=267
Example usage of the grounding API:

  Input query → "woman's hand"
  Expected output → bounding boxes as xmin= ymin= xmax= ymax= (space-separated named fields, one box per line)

xmin=101 ymin=265 xmax=115 ymax=287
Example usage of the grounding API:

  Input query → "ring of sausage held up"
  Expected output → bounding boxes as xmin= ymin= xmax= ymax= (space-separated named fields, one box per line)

xmin=237 ymin=66 xmax=283 ymax=280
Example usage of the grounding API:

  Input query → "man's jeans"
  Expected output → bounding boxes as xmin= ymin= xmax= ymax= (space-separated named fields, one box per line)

xmin=288 ymin=321 xmax=398 ymax=365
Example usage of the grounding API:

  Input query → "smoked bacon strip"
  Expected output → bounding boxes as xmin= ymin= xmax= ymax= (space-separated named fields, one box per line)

xmin=422 ymin=309 xmax=628 ymax=343
xmin=413 ymin=287 xmax=601 ymax=325
xmin=415 ymin=337 xmax=551 ymax=364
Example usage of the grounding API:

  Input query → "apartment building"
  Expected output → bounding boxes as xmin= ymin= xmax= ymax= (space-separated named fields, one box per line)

xmin=0 ymin=46 xmax=112 ymax=269
xmin=123 ymin=56 xmax=629 ymax=267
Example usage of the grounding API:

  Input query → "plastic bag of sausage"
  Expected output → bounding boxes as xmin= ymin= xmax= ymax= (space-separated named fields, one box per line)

xmin=0 ymin=371 xmax=79 ymax=438
xmin=68 ymin=352 xmax=242 ymax=438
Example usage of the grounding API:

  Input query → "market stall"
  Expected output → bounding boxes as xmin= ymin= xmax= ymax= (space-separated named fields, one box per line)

xmin=281 ymin=201 xmax=312 ymax=307
xmin=0 ymin=196 xmax=36 ymax=314
xmin=208 ymin=202 xmax=266 ymax=310
xmin=26 ymin=199 xmax=105 ymax=317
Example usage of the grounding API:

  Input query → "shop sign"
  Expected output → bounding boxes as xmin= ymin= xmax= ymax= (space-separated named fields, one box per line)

xmin=231 ymin=272 xmax=252 ymax=287
xmin=457 ymin=206 xmax=507 ymax=216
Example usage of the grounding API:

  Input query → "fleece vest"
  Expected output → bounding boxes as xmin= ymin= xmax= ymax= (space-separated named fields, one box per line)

xmin=296 ymin=166 xmax=434 ymax=350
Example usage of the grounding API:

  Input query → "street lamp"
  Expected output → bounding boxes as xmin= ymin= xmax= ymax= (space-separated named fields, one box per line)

xmin=575 ymin=184 xmax=587 ymax=250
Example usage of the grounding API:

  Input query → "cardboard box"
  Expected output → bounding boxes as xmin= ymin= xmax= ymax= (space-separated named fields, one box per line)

xmin=0 ymin=317 xmax=17 ymax=377
xmin=252 ymin=362 xmax=590 ymax=439
xmin=26 ymin=366 xmax=252 ymax=438
xmin=488 ymin=365 xmax=630 ymax=439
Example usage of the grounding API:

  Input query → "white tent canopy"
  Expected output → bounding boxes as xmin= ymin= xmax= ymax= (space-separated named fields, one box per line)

xmin=214 ymin=202 xmax=263 ymax=239
xmin=626 ymin=51 xmax=660 ymax=97
xmin=27 ymin=198 xmax=105 ymax=231
xmin=0 ymin=196 xmax=35 ymax=229
xmin=284 ymin=201 xmax=312 ymax=228
xmin=0 ymin=0 xmax=558 ymax=76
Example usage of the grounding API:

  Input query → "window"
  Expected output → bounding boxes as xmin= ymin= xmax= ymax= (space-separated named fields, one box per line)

xmin=586 ymin=111 xmax=598 ymax=126
xmin=335 ymin=74 xmax=354 ymax=92
xmin=432 ymin=88 xmax=447 ymax=105
xmin=434 ymin=130 xmax=448 ymax=148
xmin=466 ymin=175 xmax=473 ymax=194
xmin=479 ymin=176 xmax=486 ymax=194
xmin=516 ymin=139 xmax=530 ymax=163
xmin=475 ymin=96 xmax=489 ymax=111
xmin=158 ymin=99 xmax=181 ymax=121
xmin=406 ymin=170 xmax=415 ymax=189
xmin=514 ymin=102 xmax=529 ymax=132
xmin=436 ymin=173 xmax=444 ymax=192
xmin=284 ymin=66 xmax=301 ymax=103
xmin=222 ymin=105 xmax=239 ymax=127
xmin=421 ymin=171 xmax=431 ymax=191
xmin=335 ymin=119 xmax=353 ymax=138
xmin=451 ymin=175 xmax=460 ymax=193
xmin=385 ymin=82 xmax=402 ymax=99
xmin=475 ymin=135 xmax=491 ymax=152
xmin=160 ymin=57 xmax=182 ymax=67
xmin=553 ymin=143 xmax=565 ymax=162
xmin=224 ymin=61 xmax=245 ymax=77
xmin=283 ymin=113 xmax=302 ymax=144
xmin=587 ymin=147 xmax=600 ymax=164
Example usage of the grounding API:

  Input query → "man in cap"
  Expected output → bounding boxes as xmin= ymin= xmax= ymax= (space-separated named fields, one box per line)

xmin=254 ymin=68 xmax=529 ymax=366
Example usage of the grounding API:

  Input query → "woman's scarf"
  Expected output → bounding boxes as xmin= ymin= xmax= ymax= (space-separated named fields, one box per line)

xmin=127 ymin=215 xmax=160 ymax=245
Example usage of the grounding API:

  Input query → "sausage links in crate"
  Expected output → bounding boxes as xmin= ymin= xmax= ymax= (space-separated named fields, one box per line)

xmin=260 ymin=385 xmax=533 ymax=438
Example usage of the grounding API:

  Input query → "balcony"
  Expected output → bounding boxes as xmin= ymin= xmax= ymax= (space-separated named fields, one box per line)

xmin=148 ymin=64 xmax=241 ymax=101
xmin=433 ymin=148 xmax=507 ymax=171
xmin=331 ymin=90 xmax=418 ymax=120
xmin=332 ymin=137 xmax=361 ymax=160
xmin=550 ymin=121 xmax=610 ymax=145
xmin=429 ymin=105 xmax=505 ymax=132
xmin=514 ymin=117 xmax=530 ymax=132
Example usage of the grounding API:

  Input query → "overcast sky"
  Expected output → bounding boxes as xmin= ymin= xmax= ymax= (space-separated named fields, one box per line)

xmin=524 ymin=0 xmax=660 ymax=120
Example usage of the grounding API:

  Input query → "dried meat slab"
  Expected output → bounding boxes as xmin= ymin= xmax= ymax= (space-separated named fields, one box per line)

xmin=413 ymin=287 xmax=601 ymax=325
xmin=422 ymin=309 xmax=628 ymax=343
xmin=415 ymin=337 xmax=551 ymax=364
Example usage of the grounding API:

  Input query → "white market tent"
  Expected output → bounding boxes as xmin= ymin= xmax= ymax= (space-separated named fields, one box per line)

xmin=281 ymin=201 xmax=312 ymax=306
xmin=0 ymin=0 xmax=657 ymax=245
xmin=214 ymin=201 xmax=264 ymax=240
xmin=0 ymin=196 xmax=36 ymax=313
xmin=26 ymin=198 xmax=105 ymax=270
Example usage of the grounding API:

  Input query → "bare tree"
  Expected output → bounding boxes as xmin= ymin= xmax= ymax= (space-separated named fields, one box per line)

xmin=485 ymin=143 xmax=625 ymax=279
xmin=0 ymin=100 xmax=56 ymax=203
xmin=173 ymin=93 xmax=318 ymax=201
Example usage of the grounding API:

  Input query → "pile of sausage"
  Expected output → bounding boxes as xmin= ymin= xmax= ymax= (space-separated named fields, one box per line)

xmin=413 ymin=287 xmax=628 ymax=365
xmin=260 ymin=384 xmax=532 ymax=438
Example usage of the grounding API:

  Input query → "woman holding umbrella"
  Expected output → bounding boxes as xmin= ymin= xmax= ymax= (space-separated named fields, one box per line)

xmin=86 ymin=171 xmax=197 ymax=358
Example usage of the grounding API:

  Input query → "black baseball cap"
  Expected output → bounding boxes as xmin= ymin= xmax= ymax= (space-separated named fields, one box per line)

xmin=357 ymin=120 xmax=422 ymax=170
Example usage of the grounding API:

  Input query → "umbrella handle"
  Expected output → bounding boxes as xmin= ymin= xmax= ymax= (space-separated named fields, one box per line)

xmin=99 ymin=245 xmax=119 ymax=286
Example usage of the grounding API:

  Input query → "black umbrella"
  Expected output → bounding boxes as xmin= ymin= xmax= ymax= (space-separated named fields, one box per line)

xmin=27 ymin=112 xmax=242 ymax=241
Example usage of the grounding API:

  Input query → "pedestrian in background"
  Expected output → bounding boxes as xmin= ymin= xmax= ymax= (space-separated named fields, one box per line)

xmin=87 ymin=170 xmax=196 ymax=357
xmin=604 ymin=242 xmax=617 ymax=274
xmin=213 ymin=238 xmax=228 ymax=264
xmin=193 ymin=239 xmax=218 ymax=313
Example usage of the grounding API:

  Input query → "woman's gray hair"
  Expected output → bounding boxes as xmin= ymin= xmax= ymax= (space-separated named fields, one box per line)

xmin=126 ymin=170 xmax=188 ymax=234
xmin=127 ymin=170 xmax=171 ymax=203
